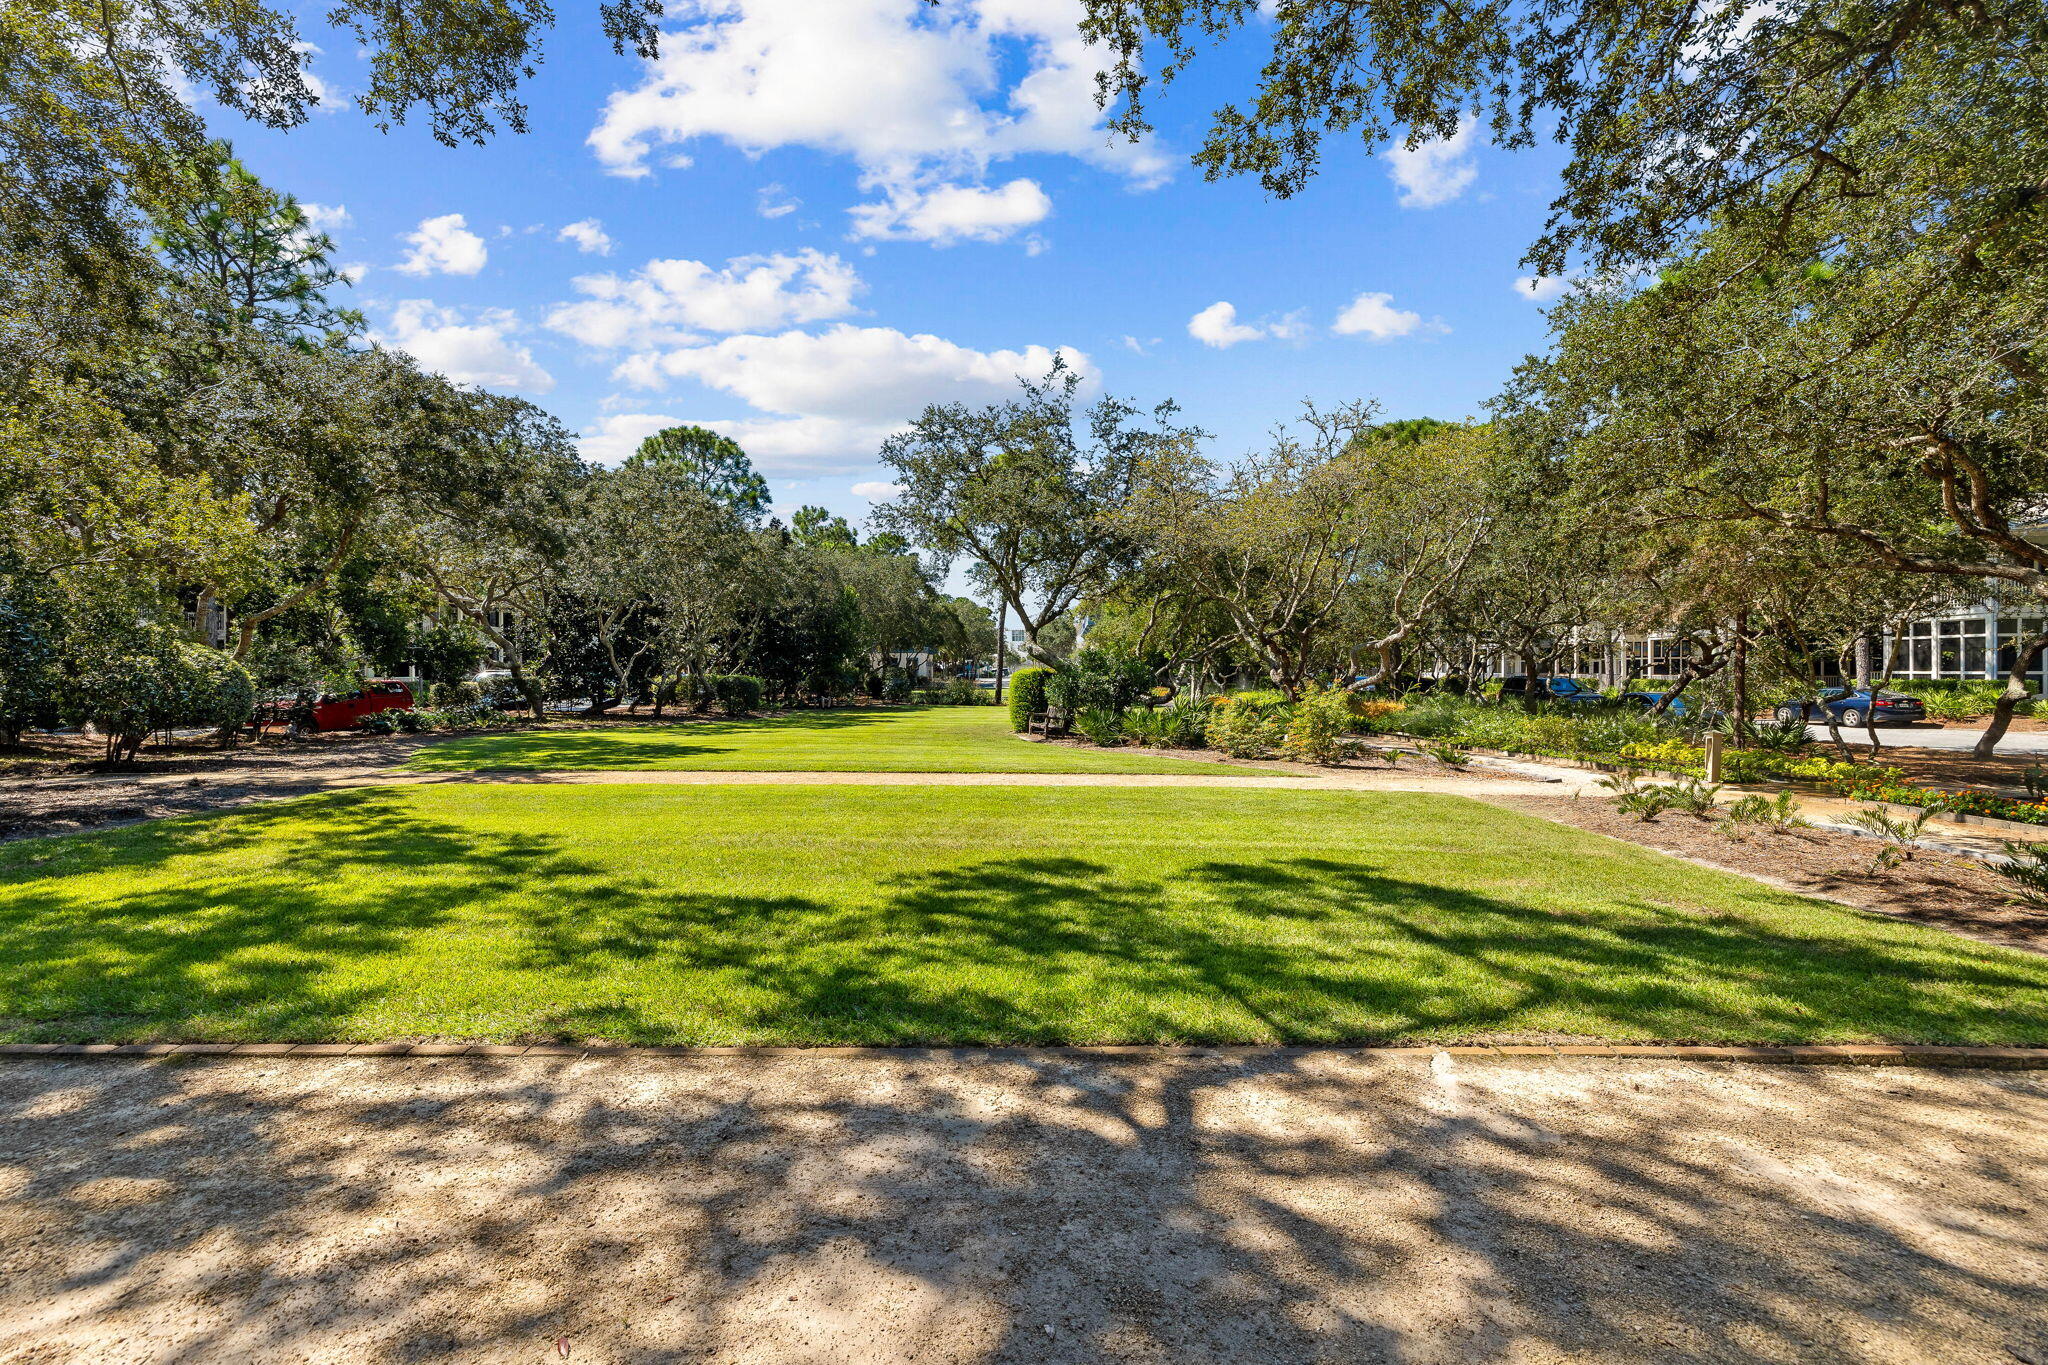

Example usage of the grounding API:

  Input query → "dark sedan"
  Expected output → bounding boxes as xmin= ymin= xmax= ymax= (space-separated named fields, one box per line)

xmin=1496 ymin=675 xmax=1607 ymax=706
xmin=1773 ymin=687 xmax=1927 ymax=727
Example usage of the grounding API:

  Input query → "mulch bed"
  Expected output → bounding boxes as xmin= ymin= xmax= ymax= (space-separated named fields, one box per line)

xmin=1493 ymin=793 xmax=2048 ymax=954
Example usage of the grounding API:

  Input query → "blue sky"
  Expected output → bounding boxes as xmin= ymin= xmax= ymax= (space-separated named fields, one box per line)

xmin=220 ymin=0 xmax=1571 ymax=528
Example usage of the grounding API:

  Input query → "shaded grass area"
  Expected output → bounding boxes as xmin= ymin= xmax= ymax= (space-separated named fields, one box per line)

xmin=3 ymin=785 xmax=2047 ymax=1045
xmin=403 ymin=705 xmax=1261 ymax=774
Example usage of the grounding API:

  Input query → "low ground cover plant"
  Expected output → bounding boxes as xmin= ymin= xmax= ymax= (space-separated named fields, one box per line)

xmin=1834 ymin=779 xmax=2048 ymax=826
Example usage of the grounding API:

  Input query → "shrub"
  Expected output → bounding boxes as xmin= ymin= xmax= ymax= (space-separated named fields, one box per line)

xmin=1280 ymin=685 xmax=1354 ymax=764
xmin=1007 ymin=667 xmax=1052 ymax=731
xmin=1121 ymin=705 xmax=1167 ymax=746
xmin=356 ymin=712 xmax=397 ymax=735
xmin=1073 ymin=706 xmax=1125 ymax=746
xmin=1160 ymin=697 xmax=1209 ymax=748
xmin=1207 ymin=691 xmax=1291 ymax=758
xmin=1355 ymin=699 xmax=1407 ymax=731
xmin=431 ymin=679 xmax=485 ymax=709
xmin=1749 ymin=716 xmax=1813 ymax=753
xmin=414 ymin=701 xmax=501 ymax=731
xmin=1618 ymin=738 xmax=1704 ymax=772
xmin=1042 ymin=667 xmax=1081 ymax=714
xmin=715 ymin=674 xmax=764 ymax=715
xmin=1422 ymin=740 xmax=1466 ymax=766
xmin=70 ymin=637 xmax=255 ymax=761
xmin=1125 ymin=697 xmax=1207 ymax=749
xmin=1067 ymin=649 xmax=1155 ymax=711
xmin=411 ymin=624 xmax=489 ymax=689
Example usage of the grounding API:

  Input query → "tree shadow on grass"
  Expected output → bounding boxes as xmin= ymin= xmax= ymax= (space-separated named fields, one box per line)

xmin=6 ymin=798 xmax=2048 ymax=1046
xmin=405 ymin=707 xmax=945 ymax=772
xmin=0 ymin=789 xmax=613 ymax=1041
xmin=505 ymin=853 xmax=2048 ymax=1047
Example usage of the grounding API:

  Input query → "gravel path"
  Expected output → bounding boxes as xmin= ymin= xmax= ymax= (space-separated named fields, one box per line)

xmin=2 ymin=1052 xmax=2043 ymax=1364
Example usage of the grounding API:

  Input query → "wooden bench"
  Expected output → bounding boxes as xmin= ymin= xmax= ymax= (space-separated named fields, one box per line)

xmin=1026 ymin=708 xmax=1071 ymax=737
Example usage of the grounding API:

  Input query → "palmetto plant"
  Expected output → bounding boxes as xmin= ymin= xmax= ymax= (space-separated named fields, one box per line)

xmin=1724 ymin=791 xmax=1810 ymax=834
xmin=1599 ymin=771 xmax=1675 ymax=822
xmin=1995 ymin=841 xmax=2048 ymax=907
xmin=1848 ymin=803 xmax=1944 ymax=872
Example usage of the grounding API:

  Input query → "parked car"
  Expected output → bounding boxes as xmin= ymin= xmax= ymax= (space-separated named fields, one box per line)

xmin=288 ymin=679 xmax=416 ymax=733
xmin=1497 ymin=675 xmax=1606 ymax=706
xmin=1773 ymin=687 xmax=1927 ymax=727
xmin=1620 ymin=690 xmax=1695 ymax=718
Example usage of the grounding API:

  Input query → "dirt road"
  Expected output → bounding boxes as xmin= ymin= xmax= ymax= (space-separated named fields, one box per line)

xmin=3 ymin=1052 xmax=2043 ymax=1364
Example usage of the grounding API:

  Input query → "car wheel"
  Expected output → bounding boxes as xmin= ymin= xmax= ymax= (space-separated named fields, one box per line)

xmin=1774 ymin=705 xmax=1802 ymax=723
xmin=1839 ymin=707 xmax=1866 ymax=727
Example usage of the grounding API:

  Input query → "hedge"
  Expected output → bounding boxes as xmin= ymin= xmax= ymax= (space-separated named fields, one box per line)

xmin=1007 ymin=667 xmax=1052 ymax=731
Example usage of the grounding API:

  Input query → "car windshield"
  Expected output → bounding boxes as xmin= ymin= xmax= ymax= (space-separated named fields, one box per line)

xmin=1819 ymin=688 xmax=1848 ymax=700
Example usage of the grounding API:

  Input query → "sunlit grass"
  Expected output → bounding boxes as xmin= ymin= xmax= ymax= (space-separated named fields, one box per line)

xmin=403 ymin=705 xmax=1265 ymax=774
xmin=4 ymin=785 xmax=2044 ymax=1046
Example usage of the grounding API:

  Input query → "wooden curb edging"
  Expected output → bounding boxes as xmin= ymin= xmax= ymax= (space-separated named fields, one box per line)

xmin=1 ymin=1042 xmax=2045 ymax=1068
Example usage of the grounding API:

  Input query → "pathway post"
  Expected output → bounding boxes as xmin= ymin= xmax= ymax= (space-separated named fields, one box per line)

xmin=1704 ymin=731 xmax=1724 ymax=784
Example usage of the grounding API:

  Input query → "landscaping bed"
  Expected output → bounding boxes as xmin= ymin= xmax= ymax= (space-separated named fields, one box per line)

xmin=1493 ymin=793 xmax=2048 ymax=954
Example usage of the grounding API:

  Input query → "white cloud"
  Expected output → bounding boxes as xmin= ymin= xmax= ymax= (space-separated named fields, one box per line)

xmin=1387 ymin=119 xmax=1481 ymax=208
xmin=547 ymin=249 xmax=864 ymax=348
xmin=758 ymin=183 xmax=800 ymax=218
xmin=1333 ymin=291 xmax=1431 ymax=341
xmin=376 ymin=300 xmax=554 ymax=393
xmin=1187 ymin=301 xmax=1303 ymax=348
xmin=578 ymin=412 xmax=688 ymax=465
xmin=579 ymin=411 xmax=899 ymax=475
xmin=849 ymin=177 xmax=1051 ymax=245
xmin=600 ymin=323 xmax=1091 ymax=473
xmin=300 ymin=202 xmax=351 ymax=232
xmin=1513 ymin=274 xmax=1574 ymax=303
xmin=395 ymin=213 xmax=488 ymax=276
xmin=851 ymin=480 xmax=902 ymax=500
xmin=1187 ymin=301 xmax=1262 ymax=348
xmin=558 ymin=218 xmax=614 ymax=255
xmin=589 ymin=0 xmax=1170 ymax=244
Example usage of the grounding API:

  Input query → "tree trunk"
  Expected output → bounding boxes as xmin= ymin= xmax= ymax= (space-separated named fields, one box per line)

xmin=1974 ymin=628 xmax=2048 ymax=759
xmin=1730 ymin=612 xmax=1750 ymax=747
xmin=508 ymin=660 xmax=545 ymax=720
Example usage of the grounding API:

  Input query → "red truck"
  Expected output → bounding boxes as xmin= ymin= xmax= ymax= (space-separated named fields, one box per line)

xmin=258 ymin=680 xmax=416 ymax=733
xmin=311 ymin=679 xmax=415 ymax=731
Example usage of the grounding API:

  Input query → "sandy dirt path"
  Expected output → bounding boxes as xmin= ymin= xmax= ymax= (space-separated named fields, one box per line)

xmin=2 ymin=1052 xmax=2043 ymax=1365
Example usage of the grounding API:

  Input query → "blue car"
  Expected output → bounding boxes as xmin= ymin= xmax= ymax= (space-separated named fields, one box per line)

xmin=1620 ymin=689 xmax=1695 ymax=718
xmin=1774 ymin=687 xmax=1927 ymax=727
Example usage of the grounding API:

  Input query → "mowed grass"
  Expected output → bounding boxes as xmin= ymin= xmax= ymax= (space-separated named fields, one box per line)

xmin=3 ymin=784 xmax=2045 ymax=1046
xmin=403 ymin=705 xmax=1262 ymax=775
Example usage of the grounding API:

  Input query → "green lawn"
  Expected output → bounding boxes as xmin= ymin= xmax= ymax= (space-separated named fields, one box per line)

xmin=4 ymin=784 xmax=2044 ymax=1046
xmin=404 ymin=705 xmax=1259 ymax=774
